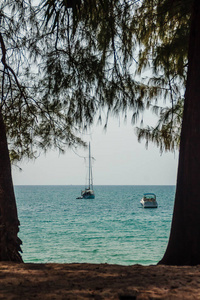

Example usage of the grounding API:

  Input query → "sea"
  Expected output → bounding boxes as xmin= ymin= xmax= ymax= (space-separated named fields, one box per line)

xmin=14 ymin=185 xmax=176 ymax=266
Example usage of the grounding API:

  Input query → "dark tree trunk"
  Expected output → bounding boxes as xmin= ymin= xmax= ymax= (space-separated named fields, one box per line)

xmin=0 ymin=112 xmax=23 ymax=262
xmin=159 ymin=0 xmax=200 ymax=265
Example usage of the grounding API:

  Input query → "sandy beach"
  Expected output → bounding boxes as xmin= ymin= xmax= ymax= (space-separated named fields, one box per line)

xmin=0 ymin=262 xmax=200 ymax=299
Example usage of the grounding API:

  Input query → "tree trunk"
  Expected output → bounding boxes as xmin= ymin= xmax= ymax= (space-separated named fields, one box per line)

xmin=159 ymin=0 xmax=200 ymax=265
xmin=0 ymin=112 xmax=23 ymax=262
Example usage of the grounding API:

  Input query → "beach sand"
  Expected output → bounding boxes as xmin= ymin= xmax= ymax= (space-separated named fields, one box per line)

xmin=0 ymin=262 xmax=200 ymax=299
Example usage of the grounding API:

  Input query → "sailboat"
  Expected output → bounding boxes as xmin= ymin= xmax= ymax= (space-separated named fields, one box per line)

xmin=77 ymin=142 xmax=95 ymax=199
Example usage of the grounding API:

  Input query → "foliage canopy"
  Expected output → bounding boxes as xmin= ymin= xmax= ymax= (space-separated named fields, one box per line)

xmin=0 ymin=0 xmax=192 ymax=160
xmin=133 ymin=0 xmax=192 ymax=152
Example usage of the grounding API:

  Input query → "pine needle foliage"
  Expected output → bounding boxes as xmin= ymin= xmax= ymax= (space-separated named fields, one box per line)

xmin=40 ymin=0 xmax=193 ymax=152
xmin=136 ymin=98 xmax=183 ymax=152
xmin=132 ymin=0 xmax=192 ymax=151
xmin=0 ymin=0 xmax=193 ymax=160
xmin=1 ymin=0 xmax=86 ymax=162
xmin=39 ymin=0 xmax=145 ymax=121
xmin=0 ymin=0 xmax=144 ymax=162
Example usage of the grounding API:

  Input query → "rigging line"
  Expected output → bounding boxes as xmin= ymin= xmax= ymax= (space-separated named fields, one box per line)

xmin=71 ymin=148 xmax=87 ymax=160
xmin=71 ymin=148 xmax=96 ymax=162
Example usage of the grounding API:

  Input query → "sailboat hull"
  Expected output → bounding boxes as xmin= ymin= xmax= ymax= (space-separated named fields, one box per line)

xmin=82 ymin=189 xmax=95 ymax=199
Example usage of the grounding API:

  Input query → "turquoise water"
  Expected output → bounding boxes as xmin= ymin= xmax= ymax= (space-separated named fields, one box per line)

xmin=15 ymin=185 xmax=175 ymax=265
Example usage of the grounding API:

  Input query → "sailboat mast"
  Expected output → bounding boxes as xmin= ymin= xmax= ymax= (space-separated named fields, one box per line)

xmin=89 ymin=142 xmax=91 ymax=189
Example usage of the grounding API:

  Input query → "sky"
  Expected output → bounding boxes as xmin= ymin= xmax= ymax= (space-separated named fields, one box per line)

xmin=12 ymin=113 xmax=179 ymax=186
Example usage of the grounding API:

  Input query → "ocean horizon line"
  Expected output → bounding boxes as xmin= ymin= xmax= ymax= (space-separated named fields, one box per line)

xmin=14 ymin=184 xmax=176 ymax=186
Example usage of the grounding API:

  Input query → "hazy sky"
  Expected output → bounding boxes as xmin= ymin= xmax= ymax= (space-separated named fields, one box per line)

xmin=12 ymin=113 xmax=179 ymax=186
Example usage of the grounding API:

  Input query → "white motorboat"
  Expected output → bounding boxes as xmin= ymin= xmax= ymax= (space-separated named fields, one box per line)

xmin=140 ymin=193 xmax=158 ymax=208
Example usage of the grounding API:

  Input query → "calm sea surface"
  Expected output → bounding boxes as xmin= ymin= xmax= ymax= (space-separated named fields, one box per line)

xmin=14 ymin=185 xmax=175 ymax=265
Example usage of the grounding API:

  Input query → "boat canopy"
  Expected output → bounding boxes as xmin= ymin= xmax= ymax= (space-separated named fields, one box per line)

xmin=143 ymin=193 xmax=156 ymax=199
